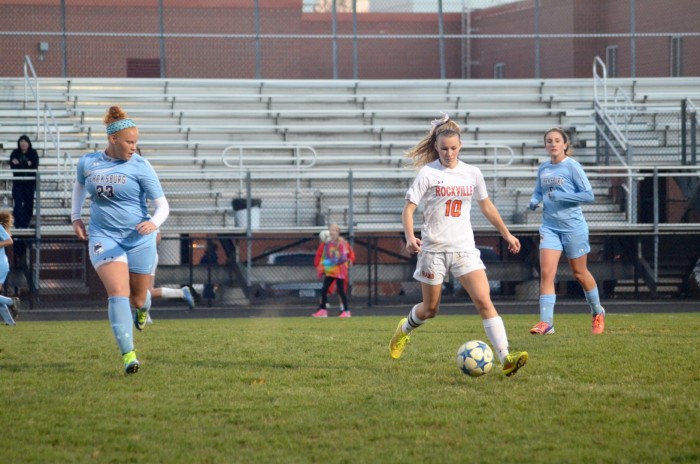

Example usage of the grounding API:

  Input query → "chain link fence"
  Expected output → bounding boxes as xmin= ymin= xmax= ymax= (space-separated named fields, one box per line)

xmin=1 ymin=0 xmax=698 ymax=79
xmin=2 ymin=164 xmax=700 ymax=310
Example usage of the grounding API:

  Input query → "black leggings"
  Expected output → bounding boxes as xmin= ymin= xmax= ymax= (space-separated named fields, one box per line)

xmin=319 ymin=276 xmax=348 ymax=311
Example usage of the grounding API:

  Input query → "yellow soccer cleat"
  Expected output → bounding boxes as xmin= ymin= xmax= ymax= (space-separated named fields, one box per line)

xmin=502 ymin=351 xmax=528 ymax=377
xmin=122 ymin=350 xmax=140 ymax=375
xmin=389 ymin=318 xmax=410 ymax=360
xmin=134 ymin=308 xmax=149 ymax=332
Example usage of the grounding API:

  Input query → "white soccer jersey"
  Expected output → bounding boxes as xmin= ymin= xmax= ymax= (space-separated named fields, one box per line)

xmin=405 ymin=159 xmax=488 ymax=252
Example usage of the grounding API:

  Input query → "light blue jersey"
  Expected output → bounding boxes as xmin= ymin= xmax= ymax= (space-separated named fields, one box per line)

xmin=76 ymin=151 xmax=164 ymax=240
xmin=0 ymin=227 xmax=9 ymax=282
xmin=530 ymin=157 xmax=594 ymax=234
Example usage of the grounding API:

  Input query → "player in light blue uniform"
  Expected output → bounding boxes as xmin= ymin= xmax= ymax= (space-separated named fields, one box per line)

xmin=0 ymin=211 xmax=20 ymax=326
xmin=528 ymin=127 xmax=605 ymax=335
xmin=72 ymin=106 xmax=169 ymax=374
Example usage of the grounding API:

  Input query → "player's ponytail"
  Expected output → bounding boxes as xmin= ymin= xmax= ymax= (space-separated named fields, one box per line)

xmin=406 ymin=114 xmax=462 ymax=168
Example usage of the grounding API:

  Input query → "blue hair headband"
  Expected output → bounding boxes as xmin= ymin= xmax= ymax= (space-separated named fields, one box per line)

xmin=106 ymin=118 xmax=136 ymax=135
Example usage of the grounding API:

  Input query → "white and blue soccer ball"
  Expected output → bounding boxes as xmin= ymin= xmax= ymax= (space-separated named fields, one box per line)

xmin=456 ymin=340 xmax=493 ymax=377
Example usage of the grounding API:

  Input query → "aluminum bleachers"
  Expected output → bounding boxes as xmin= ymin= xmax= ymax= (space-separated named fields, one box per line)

xmin=2 ymin=76 xmax=700 ymax=234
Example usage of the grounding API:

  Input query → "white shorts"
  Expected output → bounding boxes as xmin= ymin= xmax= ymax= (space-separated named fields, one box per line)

xmin=413 ymin=250 xmax=486 ymax=285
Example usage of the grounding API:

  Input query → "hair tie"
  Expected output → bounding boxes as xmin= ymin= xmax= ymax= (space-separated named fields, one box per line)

xmin=430 ymin=113 xmax=450 ymax=132
xmin=106 ymin=118 xmax=136 ymax=135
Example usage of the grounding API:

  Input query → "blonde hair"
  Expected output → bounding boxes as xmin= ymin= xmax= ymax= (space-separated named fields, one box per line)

xmin=544 ymin=127 xmax=573 ymax=156
xmin=103 ymin=106 xmax=129 ymax=126
xmin=405 ymin=117 xmax=462 ymax=168
xmin=0 ymin=211 xmax=13 ymax=233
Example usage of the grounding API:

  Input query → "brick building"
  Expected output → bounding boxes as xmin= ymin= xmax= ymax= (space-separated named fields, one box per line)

xmin=0 ymin=0 xmax=697 ymax=79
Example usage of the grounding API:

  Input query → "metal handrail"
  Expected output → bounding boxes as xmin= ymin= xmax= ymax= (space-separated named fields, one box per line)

xmin=612 ymin=87 xmax=634 ymax=138
xmin=23 ymin=55 xmax=40 ymax=139
xmin=593 ymin=56 xmax=607 ymax=112
xmin=222 ymin=144 xmax=318 ymax=196
xmin=42 ymin=104 xmax=62 ymax=169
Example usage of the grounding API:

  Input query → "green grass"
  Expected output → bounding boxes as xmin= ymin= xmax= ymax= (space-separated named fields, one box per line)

xmin=1 ymin=313 xmax=699 ymax=463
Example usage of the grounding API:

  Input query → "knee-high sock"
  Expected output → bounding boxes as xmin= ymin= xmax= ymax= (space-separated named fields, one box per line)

xmin=108 ymin=296 xmax=134 ymax=355
xmin=0 ymin=304 xmax=15 ymax=326
xmin=584 ymin=287 xmax=604 ymax=315
xmin=539 ymin=294 xmax=556 ymax=325
xmin=0 ymin=295 xmax=13 ymax=306
xmin=483 ymin=316 xmax=509 ymax=364
xmin=402 ymin=304 xmax=425 ymax=334
xmin=159 ymin=287 xmax=184 ymax=299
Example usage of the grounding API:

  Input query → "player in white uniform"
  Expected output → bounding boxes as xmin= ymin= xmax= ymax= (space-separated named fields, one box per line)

xmin=72 ymin=106 xmax=169 ymax=374
xmin=389 ymin=114 xmax=528 ymax=376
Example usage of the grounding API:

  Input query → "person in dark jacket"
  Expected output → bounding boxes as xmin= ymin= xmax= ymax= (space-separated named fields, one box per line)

xmin=9 ymin=135 xmax=39 ymax=229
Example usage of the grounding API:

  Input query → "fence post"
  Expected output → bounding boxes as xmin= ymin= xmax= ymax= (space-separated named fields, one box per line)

xmin=245 ymin=170 xmax=253 ymax=288
xmin=630 ymin=0 xmax=636 ymax=77
xmin=681 ymin=99 xmax=687 ymax=165
xmin=254 ymin=0 xmax=261 ymax=79
xmin=34 ymin=170 xmax=41 ymax=297
xmin=348 ymin=170 xmax=354 ymax=235
xmin=692 ymin=111 xmax=697 ymax=166
xmin=352 ymin=0 xmax=359 ymax=80
xmin=332 ymin=0 xmax=338 ymax=79
xmin=534 ymin=0 xmax=540 ymax=79
xmin=159 ymin=0 xmax=166 ymax=78
xmin=366 ymin=236 xmax=373 ymax=308
xmin=60 ymin=0 xmax=68 ymax=77
xmin=653 ymin=167 xmax=659 ymax=287
xmin=438 ymin=0 xmax=445 ymax=79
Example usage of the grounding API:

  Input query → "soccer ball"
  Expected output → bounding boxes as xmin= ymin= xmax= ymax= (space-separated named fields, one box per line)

xmin=319 ymin=230 xmax=331 ymax=242
xmin=456 ymin=340 xmax=493 ymax=377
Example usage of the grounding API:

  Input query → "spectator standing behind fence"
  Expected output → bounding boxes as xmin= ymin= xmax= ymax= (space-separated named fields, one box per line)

xmin=0 ymin=212 xmax=20 ymax=326
xmin=388 ymin=114 xmax=528 ymax=377
xmin=527 ymin=127 xmax=605 ymax=336
xmin=314 ymin=228 xmax=355 ymax=313
xmin=312 ymin=224 xmax=352 ymax=318
xmin=10 ymin=135 xmax=39 ymax=229
xmin=71 ymin=106 xmax=170 ymax=374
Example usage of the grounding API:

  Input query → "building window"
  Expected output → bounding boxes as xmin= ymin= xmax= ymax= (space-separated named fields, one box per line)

xmin=670 ymin=36 xmax=683 ymax=77
xmin=493 ymin=62 xmax=504 ymax=79
xmin=605 ymin=45 xmax=618 ymax=78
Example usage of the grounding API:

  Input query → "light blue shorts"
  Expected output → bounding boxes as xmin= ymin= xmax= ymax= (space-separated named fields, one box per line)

xmin=0 ymin=257 xmax=8 ymax=284
xmin=413 ymin=250 xmax=486 ymax=285
xmin=539 ymin=226 xmax=590 ymax=259
xmin=89 ymin=232 xmax=157 ymax=275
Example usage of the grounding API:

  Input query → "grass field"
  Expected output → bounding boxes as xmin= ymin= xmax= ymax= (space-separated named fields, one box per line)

xmin=1 ymin=313 xmax=699 ymax=463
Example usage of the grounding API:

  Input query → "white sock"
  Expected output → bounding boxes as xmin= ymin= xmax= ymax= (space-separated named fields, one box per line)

xmin=160 ymin=287 xmax=184 ymax=299
xmin=482 ymin=316 xmax=509 ymax=364
xmin=402 ymin=304 xmax=425 ymax=334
